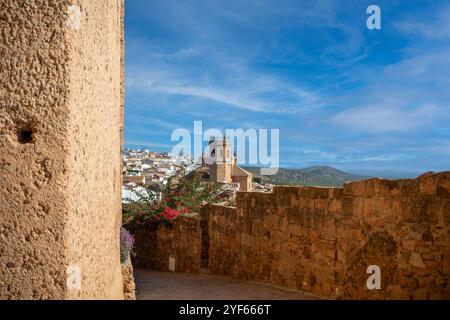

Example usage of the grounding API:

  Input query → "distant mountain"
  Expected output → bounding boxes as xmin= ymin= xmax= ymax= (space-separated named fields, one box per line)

xmin=244 ymin=166 xmax=371 ymax=187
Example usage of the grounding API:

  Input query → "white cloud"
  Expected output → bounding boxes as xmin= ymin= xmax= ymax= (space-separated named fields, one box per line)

xmin=142 ymin=82 xmax=269 ymax=112
xmin=127 ymin=69 xmax=323 ymax=114
xmin=331 ymin=104 xmax=441 ymax=133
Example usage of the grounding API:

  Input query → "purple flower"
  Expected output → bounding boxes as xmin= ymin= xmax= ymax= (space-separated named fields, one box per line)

xmin=120 ymin=227 xmax=134 ymax=263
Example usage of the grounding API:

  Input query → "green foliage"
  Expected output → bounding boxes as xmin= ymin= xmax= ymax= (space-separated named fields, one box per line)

xmin=167 ymin=175 xmax=222 ymax=212
xmin=120 ymin=242 xmax=127 ymax=263
xmin=253 ymin=177 xmax=263 ymax=184
xmin=122 ymin=176 xmax=222 ymax=228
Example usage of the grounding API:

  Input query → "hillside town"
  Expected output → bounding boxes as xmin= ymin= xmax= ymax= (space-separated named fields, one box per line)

xmin=122 ymin=148 xmax=192 ymax=202
xmin=121 ymin=139 xmax=273 ymax=203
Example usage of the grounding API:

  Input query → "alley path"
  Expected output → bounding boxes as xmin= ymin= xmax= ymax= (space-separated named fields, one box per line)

xmin=134 ymin=268 xmax=321 ymax=300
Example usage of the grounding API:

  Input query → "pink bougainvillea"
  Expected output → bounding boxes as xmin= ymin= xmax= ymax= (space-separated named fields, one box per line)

xmin=161 ymin=206 xmax=181 ymax=221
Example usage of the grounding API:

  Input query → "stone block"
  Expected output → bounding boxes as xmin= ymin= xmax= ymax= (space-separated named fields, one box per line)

xmin=276 ymin=207 xmax=287 ymax=217
xmin=298 ymin=187 xmax=310 ymax=198
xmin=402 ymin=240 xmax=416 ymax=251
xmin=436 ymin=173 xmax=450 ymax=197
xmin=342 ymin=198 xmax=354 ymax=216
xmin=328 ymin=199 xmax=342 ymax=213
xmin=401 ymin=179 xmax=419 ymax=196
xmin=250 ymin=197 xmax=257 ymax=208
xmin=387 ymin=285 xmax=411 ymax=299
xmin=364 ymin=178 xmax=377 ymax=197
xmin=442 ymin=253 xmax=450 ymax=273
xmin=351 ymin=180 xmax=367 ymax=197
xmin=290 ymin=194 xmax=300 ymax=208
xmin=241 ymin=233 xmax=253 ymax=247
xmin=419 ymin=173 xmax=437 ymax=196
xmin=315 ymin=199 xmax=327 ymax=210
xmin=308 ymin=187 xmax=318 ymax=199
xmin=352 ymin=198 xmax=365 ymax=220
xmin=409 ymin=253 xmax=426 ymax=269
xmin=288 ymin=224 xmax=303 ymax=237
xmin=329 ymin=188 xmax=343 ymax=199
xmin=343 ymin=182 xmax=353 ymax=196
xmin=413 ymin=287 xmax=429 ymax=300
xmin=375 ymin=179 xmax=402 ymax=197
xmin=287 ymin=208 xmax=303 ymax=224
xmin=317 ymin=188 xmax=330 ymax=199
xmin=429 ymin=293 xmax=444 ymax=300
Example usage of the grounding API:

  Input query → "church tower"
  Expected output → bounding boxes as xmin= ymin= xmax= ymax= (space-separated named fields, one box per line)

xmin=208 ymin=138 xmax=232 ymax=183
xmin=196 ymin=137 xmax=252 ymax=191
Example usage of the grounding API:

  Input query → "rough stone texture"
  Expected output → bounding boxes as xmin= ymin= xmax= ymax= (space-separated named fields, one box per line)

xmin=130 ymin=216 xmax=202 ymax=274
xmin=208 ymin=172 xmax=450 ymax=300
xmin=122 ymin=263 xmax=136 ymax=300
xmin=129 ymin=173 xmax=449 ymax=299
xmin=200 ymin=205 xmax=211 ymax=268
xmin=65 ymin=0 xmax=124 ymax=300
xmin=0 ymin=0 xmax=124 ymax=299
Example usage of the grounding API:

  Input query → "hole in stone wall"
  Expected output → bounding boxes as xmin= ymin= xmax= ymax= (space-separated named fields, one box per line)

xmin=18 ymin=130 xmax=33 ymax=144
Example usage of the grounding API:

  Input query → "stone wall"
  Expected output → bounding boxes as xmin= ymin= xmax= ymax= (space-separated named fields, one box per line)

xmin=130 ymin=215 xmax=202 ymax=274
xmin=122 ymin=262 xmax=136 ymax=301
xmin=200 ymin=206 xmax=211 ymax=268
xmin=208 ymin=172 xmax=450 ymax=299
xmin=0 ymin=0 xmax=124 ymax=299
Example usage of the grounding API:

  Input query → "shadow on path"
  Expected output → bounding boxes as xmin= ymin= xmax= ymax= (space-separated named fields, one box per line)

xmin=135 ymin=268 xmax=321 ymax=300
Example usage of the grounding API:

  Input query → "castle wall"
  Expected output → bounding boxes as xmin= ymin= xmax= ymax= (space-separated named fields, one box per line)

xmin=209 ymin=173 xmax=450 ymax=299
xmin=129 ymin=216 xmax=202 ymax=274
xmin=127 ymin=173 xmax=449 ymax=299
xmin=0 ymin=0 xmax=124 ymax=299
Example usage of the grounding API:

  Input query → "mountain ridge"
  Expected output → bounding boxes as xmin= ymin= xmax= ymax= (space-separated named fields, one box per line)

xmin=243 ymin=165 xmax=371 ymax=187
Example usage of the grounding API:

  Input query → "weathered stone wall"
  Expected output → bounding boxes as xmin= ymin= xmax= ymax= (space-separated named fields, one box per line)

xmin=0 ymin=0 xmax=124 ymax=299
xmin=122 ymin=262 xmax=136 ymax=300
xmin=65 ymin=0 xmax=124 ymax=300
xmin=208 ymin=172 xmax=450 ymax=299
xmin=130 ymin=216 xmax=202 ymax=274
xmin=200 ymin=206 xmax=211 ymax=268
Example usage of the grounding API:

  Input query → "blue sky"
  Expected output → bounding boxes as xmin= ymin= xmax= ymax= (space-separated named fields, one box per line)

xmin=124 ymin=0 xmax=450 ymax=177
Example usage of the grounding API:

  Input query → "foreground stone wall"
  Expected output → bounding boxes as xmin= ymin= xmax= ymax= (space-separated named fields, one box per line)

xmin=209 ymin=172 xmax=450 ymax=299
xmin=122 ymin=262 xmax=136 ymax=300
xmin=0 ymin=0 xmax=124 ymax=299
xmin=65 ymin=0 xmax=124 ymax=300
xmin=130 ymin=216 xmax=202 ymax=274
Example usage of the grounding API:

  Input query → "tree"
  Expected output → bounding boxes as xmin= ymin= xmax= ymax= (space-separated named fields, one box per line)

xmin=122 ymin=175 xmax=222 ymax=227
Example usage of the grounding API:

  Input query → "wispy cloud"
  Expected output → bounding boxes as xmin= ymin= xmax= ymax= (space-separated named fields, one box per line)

xmin=130 ymin=81 xmax=270 ymax=112
xmin=126 ymin=114 xmax=181 ymax=130
xmin=127 ymin=66 xmax=323 ymax=114
xmin=395 ymin=5 xmax=450 ymax=40
xmin=331 ymin=104 xmax=442 ymax=133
